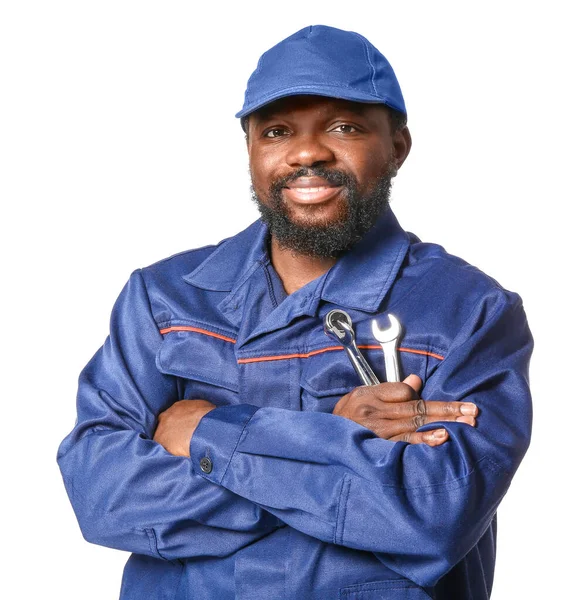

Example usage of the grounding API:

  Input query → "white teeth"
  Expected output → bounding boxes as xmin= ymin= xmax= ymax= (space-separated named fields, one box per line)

xmin=296 ymin=186 xmax=328 ymax=193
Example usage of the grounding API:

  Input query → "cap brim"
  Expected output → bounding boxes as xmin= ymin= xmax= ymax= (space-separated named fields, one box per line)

xmin=235 ymin=84 xmax=405 ymax=119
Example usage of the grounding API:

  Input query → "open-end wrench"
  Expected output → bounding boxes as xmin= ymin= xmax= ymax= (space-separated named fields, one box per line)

xmin=324 ymin=309 xmax=380 ymax=386
xmin=371 ymin=314 xmax=403 ymax=383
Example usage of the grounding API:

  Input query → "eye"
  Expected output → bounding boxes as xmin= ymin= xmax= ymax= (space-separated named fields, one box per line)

xmin=263 ymin=127 xmax=289 ymax=138
xmin=330 ymin=124 xmax=358 ymax=134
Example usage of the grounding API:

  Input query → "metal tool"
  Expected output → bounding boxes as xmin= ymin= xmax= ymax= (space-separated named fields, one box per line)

xmin=324 ymin=309 xmax=380 ymax=386
xmin=371 ymin=314 xmax=403 ymax=383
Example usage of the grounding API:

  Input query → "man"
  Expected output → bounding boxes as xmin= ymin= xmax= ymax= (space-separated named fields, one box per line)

xmin=58 ymin=25 xmax=532 ymax=599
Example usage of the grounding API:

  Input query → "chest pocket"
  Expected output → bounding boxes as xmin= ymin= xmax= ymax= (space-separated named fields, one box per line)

xmin=300 ymin=348 xmax=364 ymax=413
xmin=300 ymin=336 xmax=437 ymax=413
xmin=156 ymin=324 xmax=239 ymax=406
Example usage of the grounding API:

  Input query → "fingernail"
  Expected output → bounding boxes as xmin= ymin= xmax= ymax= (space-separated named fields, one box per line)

xmin=457 ymin=416 xmax=476 ymax=426
xmin=461 ymin=403 xmax=477 ymax=416
xmin=432 ymin=429 xmax=447 ymax=439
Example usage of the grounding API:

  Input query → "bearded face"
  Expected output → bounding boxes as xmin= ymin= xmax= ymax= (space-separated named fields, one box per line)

xmin=251 ymin=162 xmax=396 ymax=258
xmin=246 ymin=96 xmax=406 ymax=259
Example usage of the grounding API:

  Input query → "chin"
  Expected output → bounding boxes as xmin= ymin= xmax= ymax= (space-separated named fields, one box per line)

xmin=284 ymin=198 xmax=349 ymax=229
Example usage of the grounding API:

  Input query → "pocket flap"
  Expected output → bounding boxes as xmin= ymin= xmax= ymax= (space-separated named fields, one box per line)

xmin=156 ymin=323 xmax=239 ymax=392
xmin=300 ymin=347 xmax=365 ymax=398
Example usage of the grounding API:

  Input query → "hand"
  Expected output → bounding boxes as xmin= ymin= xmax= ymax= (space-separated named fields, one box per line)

xmin=153 ymin=399 xmax=216 ymax=457
xmin=332 ymin=374 xmax=478 ymax=446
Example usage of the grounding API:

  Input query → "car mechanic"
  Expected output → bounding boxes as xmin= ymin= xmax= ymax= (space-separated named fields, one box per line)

xmin=58 ymin=25 xmax=533 ymax=600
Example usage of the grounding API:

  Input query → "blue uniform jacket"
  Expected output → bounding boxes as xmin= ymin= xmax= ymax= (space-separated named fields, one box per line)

xmin=57 ymin=209 xmax=533 ymax=599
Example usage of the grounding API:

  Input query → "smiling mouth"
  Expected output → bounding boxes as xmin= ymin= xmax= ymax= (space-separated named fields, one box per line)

xmin=283 ymin=177 xmax=343 ymax=204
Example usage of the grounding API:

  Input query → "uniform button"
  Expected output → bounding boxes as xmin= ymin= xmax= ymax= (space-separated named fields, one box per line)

xmin=199 ymin=457 xmax=213 ymax=474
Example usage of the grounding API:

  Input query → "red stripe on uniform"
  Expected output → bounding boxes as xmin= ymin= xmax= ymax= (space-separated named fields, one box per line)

xmin=237 ymin=346 xmax=444 ymax=364
xmin=159 ymin=326 xmax=236 ymax=344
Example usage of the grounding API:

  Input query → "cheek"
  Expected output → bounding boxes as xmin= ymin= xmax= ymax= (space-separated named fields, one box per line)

xmin=350 ymin=145 xmax=394 ymax=187
xmin=249 ymin=167 xmax=271 ymax=201
xmin=249 ymin=151 xmax=283 ymax=197
xmin=248 ymin=154 xmax=266 ymax=193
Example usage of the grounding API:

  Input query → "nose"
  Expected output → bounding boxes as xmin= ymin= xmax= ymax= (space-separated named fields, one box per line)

xmin=285 ymin=133 xmax=335 ymax=168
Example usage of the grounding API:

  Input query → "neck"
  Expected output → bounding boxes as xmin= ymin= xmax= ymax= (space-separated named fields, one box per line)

xmin=270 ymin=236 xmax=337 ymax=295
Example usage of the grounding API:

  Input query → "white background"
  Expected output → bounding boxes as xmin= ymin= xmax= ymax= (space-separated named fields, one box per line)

xmin=1 ymin=1 xmax=572 ymax=598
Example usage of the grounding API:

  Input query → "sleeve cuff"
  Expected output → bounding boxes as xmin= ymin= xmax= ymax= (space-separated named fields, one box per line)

xmin=189 ymin=404 xmax=259 ymax=484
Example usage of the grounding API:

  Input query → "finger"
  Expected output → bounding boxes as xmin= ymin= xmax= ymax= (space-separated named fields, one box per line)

xmin=423 ymin=401 xmax=479 ymax=418
xmin=402 ymin=374 xmax=422 ymax=394
xmin=384 ymin=399 xmax=478 ymax=419
xmin=389 ymin=428 xmax=450 ymax=446
xmin=427 ymin=414 xmax=476 ymax=427
xmin=379 ymin=410 xmax=478 ymax=440
xmin=455 ymin=415 xmax=477 ymax=426
xmin=369 ymin=382 xmax=419 ymax=403
xmin=377 ymin=413 xmax=476 ymax=438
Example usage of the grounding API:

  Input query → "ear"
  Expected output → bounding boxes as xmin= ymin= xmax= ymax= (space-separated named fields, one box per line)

xmin=393 ymin=126 xmax=412 ymax=170
xmin=242 ymin=116 xmax=251 ymax=149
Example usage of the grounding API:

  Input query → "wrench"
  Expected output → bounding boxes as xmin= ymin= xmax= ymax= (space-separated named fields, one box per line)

xmin=324 ymin=309 xmax=380 ymax=386
xmin=371 ymin=314 xmax=403 ymax=383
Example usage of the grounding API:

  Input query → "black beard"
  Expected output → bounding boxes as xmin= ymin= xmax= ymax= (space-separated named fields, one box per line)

xmin=251 ymin=165 xmax=395 ymax=259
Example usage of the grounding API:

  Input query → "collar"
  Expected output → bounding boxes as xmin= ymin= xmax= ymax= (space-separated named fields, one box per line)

xmin=183 ymin=220 xmax=268 ymax=293
xmin=321 ymin=208 xmax=410 ymax=312
xmin=183 ymin=209 xmax=410 ymax=321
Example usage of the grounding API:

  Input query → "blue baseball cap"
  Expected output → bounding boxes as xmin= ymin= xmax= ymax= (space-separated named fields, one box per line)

xmin=236 ymin=25 xmax=406 ymax=120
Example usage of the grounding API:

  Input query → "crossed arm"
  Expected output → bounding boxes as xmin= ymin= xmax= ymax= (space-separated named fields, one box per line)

xmin=153 ymin=374 xmax=479 ymax=456
xmin=58 ymin=270 xmax=532 ymax=587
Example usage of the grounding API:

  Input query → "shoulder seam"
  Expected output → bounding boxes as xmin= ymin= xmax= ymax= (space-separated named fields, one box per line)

xmin=140 ymin=243 xmax=221 ymax=271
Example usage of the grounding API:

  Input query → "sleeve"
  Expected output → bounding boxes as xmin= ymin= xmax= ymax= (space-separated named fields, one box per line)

xmin=189 ymin=288 xmax=533 ymax=587
xmin=57 ymin=270 xmax=282 ymax=562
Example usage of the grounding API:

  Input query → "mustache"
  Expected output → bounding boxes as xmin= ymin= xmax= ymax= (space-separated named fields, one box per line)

xmin=270 ymin=167 xmax=354 ymax=194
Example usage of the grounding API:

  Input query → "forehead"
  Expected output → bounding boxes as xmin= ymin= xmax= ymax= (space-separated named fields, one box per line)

xmin=250 ymin=95 xmax=389 ymax=123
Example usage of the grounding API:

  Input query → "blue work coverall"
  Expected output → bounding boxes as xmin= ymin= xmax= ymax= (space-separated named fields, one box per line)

xmin=57 ymin=209 xmax=533 ymax=599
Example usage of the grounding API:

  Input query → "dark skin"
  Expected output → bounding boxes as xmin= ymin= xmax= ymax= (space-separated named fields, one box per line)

xmin=153 ymin=96 xmax=478 ymax=457
xmin=247 ymin=95 xmax=411 ymax=293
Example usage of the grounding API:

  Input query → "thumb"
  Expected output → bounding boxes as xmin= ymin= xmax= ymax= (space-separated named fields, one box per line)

xmin=403 ymin=374 xmax=422 ymax=394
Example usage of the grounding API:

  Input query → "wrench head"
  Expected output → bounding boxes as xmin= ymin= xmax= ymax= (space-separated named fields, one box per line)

xmin=324 ymin=309 xmax=355 ymax=344
xmin=371 ymin=313 xmax=402 ymax=343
